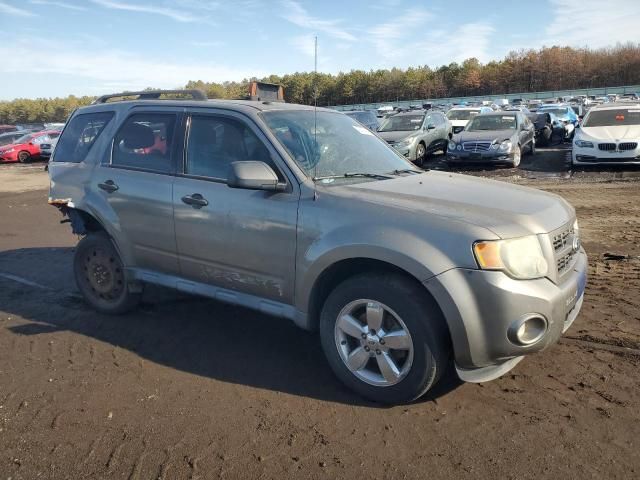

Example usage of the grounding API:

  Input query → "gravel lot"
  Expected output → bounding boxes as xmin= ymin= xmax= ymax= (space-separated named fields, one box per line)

xmin=1 ymin=149 xmax=639 ymax=479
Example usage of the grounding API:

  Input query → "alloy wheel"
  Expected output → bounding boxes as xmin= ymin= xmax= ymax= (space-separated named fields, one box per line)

xmin=334 ymin=299 xmax=414 ymax=387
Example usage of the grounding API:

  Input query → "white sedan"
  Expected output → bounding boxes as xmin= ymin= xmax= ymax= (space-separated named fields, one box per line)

xmin=572 ymin=103 xmax=640 ymax=165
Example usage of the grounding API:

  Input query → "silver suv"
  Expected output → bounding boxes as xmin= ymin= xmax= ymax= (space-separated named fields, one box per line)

xmin=48 ymin=90 xmax=587 ymax=404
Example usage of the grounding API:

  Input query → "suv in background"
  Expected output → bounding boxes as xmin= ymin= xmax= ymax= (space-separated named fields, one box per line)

xmin=446 ymin=106 xmax=493 ymax=133
xmin=344 ymin=110 xmax=379 ymax=131
xmin=48 ymin=90 xmax=587 ymax=404
xmin=376 ymin=110 xmax=451 ymax=164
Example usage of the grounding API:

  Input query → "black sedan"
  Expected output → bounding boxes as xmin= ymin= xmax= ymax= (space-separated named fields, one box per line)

xmin=446 ymin=112 xmax=535 ymax=167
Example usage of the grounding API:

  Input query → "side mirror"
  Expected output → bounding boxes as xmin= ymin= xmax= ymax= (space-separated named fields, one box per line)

xmin=227 ymin=161 xmax=285 ymax=192
xmin=426 ymin=124 xmax=436 ymax=130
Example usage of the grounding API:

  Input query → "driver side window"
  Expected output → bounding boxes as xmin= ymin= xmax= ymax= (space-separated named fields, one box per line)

xmin=186 ymin=115 xmax=282 ymax=181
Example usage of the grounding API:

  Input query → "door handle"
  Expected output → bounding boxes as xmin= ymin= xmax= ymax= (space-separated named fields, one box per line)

xmin=181 ymin=193 xmax=208 ymax=208
xmin=98 ymin=180 xmax=119 ymax=193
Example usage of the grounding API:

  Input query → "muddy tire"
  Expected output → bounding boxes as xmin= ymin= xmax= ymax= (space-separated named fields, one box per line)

xmin=74 ymin=232 xmax=141 ymax=314
xmin=18 ymin=151 xmax=31 ymax=163
xmin=319 ymin=272 xmax=450 ymax=404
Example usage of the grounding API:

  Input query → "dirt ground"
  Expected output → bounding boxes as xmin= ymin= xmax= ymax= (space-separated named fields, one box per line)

xmin=1 ymin=151 xmax=639 ymax=479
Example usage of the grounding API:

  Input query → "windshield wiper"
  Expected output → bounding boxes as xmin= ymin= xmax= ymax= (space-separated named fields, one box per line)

xmin=312 ymin=172 xmax=394 ymax=181
xmin=388 ymin=168 xmax=423 ymax=175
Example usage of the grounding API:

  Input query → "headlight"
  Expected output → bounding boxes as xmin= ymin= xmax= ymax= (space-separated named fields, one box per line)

xmin=448 ymin=141 xmax=457 ymax=150
xmin=395 ymin=137 xmax=416 ymax=149
xmin=473 ymin=235 xmax=548 ymax=279
xmin=489 ymin=142 xmax=500 ymax=150
xmin=498 ymin=140 xmax=512 ymax=152
xmin=574 ymin=139 xmax=593 ymax=148
xmin=4 ymin=148 xmax=15 ymax=153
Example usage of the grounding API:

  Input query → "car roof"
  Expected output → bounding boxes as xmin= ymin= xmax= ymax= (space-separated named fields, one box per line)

xmin=589 ymin=101 xmax=640 ymax=111
xmin=449 ymin=106 xmax=484 ymax=111
xmin=77 ymin=99 xmax=335 ymax=116
xmin=391 ymin=111 xmax=426 ymax=117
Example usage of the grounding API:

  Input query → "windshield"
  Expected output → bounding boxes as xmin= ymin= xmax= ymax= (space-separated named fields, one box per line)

xmin=13 ymin=134 xmax=32 ymax=144
xmin=447 ymin=109 xmax=480 ymax=121
xmin=262 ymin=110 xmax=413 ymax=179
xmin=540 ymin=107 xmax=571 ymax=118
xmin=377 ymin=114 xmax=424 ymax=132
xmin=466 ymin=115 xmax=516 ymax=131
xmin=583 ymin=109 xmax=640 ymax=127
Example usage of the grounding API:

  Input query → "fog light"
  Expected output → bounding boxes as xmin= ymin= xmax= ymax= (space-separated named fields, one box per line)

xmin=508 ymin=315 xmax=548 ymax=346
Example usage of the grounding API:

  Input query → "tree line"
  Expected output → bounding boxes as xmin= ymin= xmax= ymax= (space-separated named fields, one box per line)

xmin=1 ymin=44 xmax=639 ymax=124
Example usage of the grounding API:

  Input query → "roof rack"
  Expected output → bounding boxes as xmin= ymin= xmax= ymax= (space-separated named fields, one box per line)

xmin=92 ymin=89 xmax=207 ymax=105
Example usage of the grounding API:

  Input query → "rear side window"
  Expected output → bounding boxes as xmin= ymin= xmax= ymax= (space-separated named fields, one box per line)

xmin=112 ymin=113 xmax=176 ymax=173
xmin=53 ymin=112 xmax=113 ymax=163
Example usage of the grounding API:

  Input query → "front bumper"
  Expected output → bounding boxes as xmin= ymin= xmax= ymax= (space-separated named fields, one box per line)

xmin=447 ymin=149 xmax=515 ymax=163
xmin=424 ymin=248 xmax=587 ymax=381
xmin=572 ymin=145 xmax=640 ymax=165
xmin=388 ymin=142 xmax=417 ymax=161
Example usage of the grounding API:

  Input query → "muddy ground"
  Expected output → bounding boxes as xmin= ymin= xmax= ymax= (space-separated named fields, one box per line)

xmin=1 ymin=149 xmax=639 ymax=479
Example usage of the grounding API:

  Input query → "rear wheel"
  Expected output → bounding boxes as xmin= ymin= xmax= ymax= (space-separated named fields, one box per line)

xmin=18 ymin=151 xmax=30 ymax=163
xmin=319 ymin=273 xmax=450 ymax=404
xmin=74 ymin=232 xmax=141 ymax=314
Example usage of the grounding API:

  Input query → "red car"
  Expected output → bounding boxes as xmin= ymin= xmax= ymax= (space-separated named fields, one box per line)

xmin=0 ymin=130 xmax=61 ymax=163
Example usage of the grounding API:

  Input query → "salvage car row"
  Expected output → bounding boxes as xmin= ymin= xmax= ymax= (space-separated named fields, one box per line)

xmin=345 ymin=99 xmax=640 ymax=167
xmin=0 ymin=123 xmax=64 ymax=163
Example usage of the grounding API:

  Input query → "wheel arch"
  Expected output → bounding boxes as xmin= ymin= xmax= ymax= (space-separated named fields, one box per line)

xmin=304 ymin=257 xmax=448 ymax=335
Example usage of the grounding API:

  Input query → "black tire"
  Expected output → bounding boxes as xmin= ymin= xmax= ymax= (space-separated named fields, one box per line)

xmin=18 ymin=151 xmax=31 ymax=163
xmin=319 ymin=272 xmax=450 ymax=404
xmin=415 ymin=142 xmax=426 ymax=165
xmin=74 ymin=232 xmax=142 ymax=314
xmin=537 ymin=127 xmax=551 ymax=147
xmin=528 ymin=139 xmax=536 ymax=156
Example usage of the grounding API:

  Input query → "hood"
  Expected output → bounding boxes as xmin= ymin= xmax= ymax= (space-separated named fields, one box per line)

xmin=454 ymin=129 xmax=515 ymax=143
xmin=0 ymin=143 xmax=19 ymax=152
xmin=339 ymin=171 xmax=574 ymax=238
xmin=377 ymin=130 xmax=416 ymax=143
xmin=580 ymin=124 xmax=640 ymax=141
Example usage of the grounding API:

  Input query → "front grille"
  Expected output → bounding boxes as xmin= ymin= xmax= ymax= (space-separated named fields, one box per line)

xmin=552 ymin=226 xmax=574 ymax=251
xmin=598 ymin=143 xmax=616 ymax=151
xmin=551 ymin=222 xmax=579 ymax=279
xmin=619 ymin=142 xmax=638 ymax=151
xmin=462 ymin=141 xmax=492 ymax=152
xmin=556 ymin=250 xmax=577 ymax=275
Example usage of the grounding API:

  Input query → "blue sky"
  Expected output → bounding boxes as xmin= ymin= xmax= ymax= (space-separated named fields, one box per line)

xmin=0 ymin=0 xmax=638 ymax=100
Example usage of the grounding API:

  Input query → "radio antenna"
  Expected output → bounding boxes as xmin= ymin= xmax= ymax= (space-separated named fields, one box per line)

xmin=313 ymin=35 xmax=319 ymax=200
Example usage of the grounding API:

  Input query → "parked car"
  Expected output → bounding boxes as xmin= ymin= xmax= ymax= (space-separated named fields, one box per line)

xmin=447 ymin=111 xmax=536 ymax=167
xmin=344 ymin=110 xmax=379 ymax=131
xmin=48 ymin=89 xmax=587 ymax=404
xmin=40 ymin=137 xmax=59 ymax=159
xmin=446 ymin=106 xmax=493 ymax=133
xmin=0 ymin=125 xmax=17 ymax=134
xmin=0 ymin=130 xmax=32 ymax=147
xmin=530 ymin=112 xmax=566 ymax=147
xmin=572 ymin=103 xmax=640 ymax=166
xmin=0 ymin=130 xmax=61 ymax=163
xmin=537 ymin=104 xmax=579 ymax=140
xmin=376 ymin=105 xmax=394 ymax=118
xmin=377 ymin=110 xmax=451 ymax=163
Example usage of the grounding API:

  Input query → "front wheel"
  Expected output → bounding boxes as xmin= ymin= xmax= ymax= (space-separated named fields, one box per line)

xmin=415 ymin=142 xmax=426 ymax=165
xmin=74 ymin=232 xmax=142 ymax=314
xmin=528 ymin=139 xmax=536 ymax=156
xmin=319 ymin=273 xmax=450 ymax=404
xmin=511 ymin=145 xmax=522 ymax=167
xmin=18 ymin=151 xmax=31 ymax=163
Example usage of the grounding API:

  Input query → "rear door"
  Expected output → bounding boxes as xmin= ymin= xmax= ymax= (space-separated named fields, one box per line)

xmin=172 ymin=109 xmax=299 ymax=304
xmin=95 ymin=108 xmax=181 ymax=275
